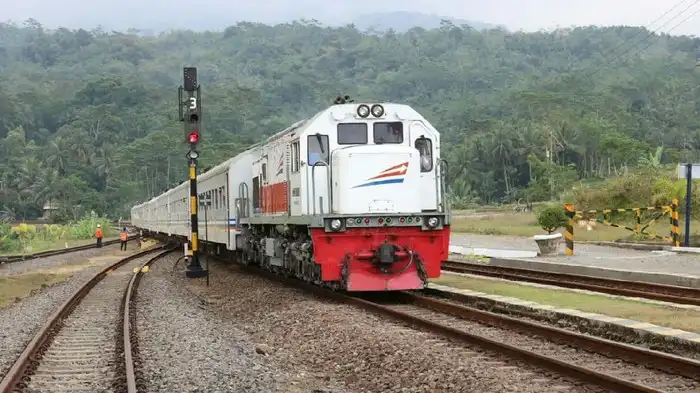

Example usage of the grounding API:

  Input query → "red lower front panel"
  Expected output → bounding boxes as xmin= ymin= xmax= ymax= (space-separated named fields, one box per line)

xmin=310 ymin=226 xmax=450 ymax=291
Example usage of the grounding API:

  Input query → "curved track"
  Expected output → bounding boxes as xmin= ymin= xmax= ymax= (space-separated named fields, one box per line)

xmin=0 ymin=244 xmax=172 ymax=393
xmin=0 ymin=236 xmax=136 ymax=265
xmin=248 ymin=266 xmax=700 ymax=393
xmin=442 ymin=260 xmax=700 ymax=306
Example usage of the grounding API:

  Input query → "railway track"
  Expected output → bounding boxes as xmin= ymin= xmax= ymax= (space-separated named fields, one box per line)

xmin=0 ymin=244 xmax=172 ymax=393
xmin=442 ymin=260 xmax=700 ymax=306
xmin=247 ymin=267 xmax=700 ymax=393
xmin=0 ymin=236 xmax=137 ymax=265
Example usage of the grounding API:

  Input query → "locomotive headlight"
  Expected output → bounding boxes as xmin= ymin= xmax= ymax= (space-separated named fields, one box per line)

xmin=330 ymin=219 xmax=342 ymax=231
xmin=427 ymin=217 xmax=439 ymax=229
xmin=370 ymin=104 xmax=384 ymax=117
xmin=357 ymin=104 xmax=370 ymax=118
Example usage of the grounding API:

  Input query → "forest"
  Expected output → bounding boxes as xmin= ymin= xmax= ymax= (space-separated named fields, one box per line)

xmin=1 ymin=18 xmax=700 ymax=220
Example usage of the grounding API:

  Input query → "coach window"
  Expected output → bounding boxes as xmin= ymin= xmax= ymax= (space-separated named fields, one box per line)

xmin=214 ymin=189 xmax=219 ymax=209
xmin=252 ymin=177 xmax=260 ymax=209
xmin=337 ymin=123 xmax=368 ymax=145
xmin=307 ymin=134 xmax=329 ymax=166
xmin=291 ymin=141 xmax=300 ymax=172
xmin=373 ymin=122 xmax=404 ymax=144
xmin=415 ymin=137 xmax=433 ymax=172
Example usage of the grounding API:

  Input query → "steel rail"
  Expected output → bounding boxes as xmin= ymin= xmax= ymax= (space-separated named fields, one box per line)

xmin=0 ymin=236 xmax=138 ymax=264
xmin=243 ymin=265 xmax=694 ymax=393
xmin=123 ymin=247 xmax=177 ymax=393
xmin=417 ymin=289 xmax=700 ymax=379
xmin=442 ymin=260 xmax=700 ymax=306
xmin=0 ymin=244 xmax=169 ymax=393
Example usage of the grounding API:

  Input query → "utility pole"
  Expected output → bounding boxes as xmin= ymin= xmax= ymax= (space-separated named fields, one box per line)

xmin=546 ymin=125 xmax=554 ymax=198
xmin=178 ymin=66 xmax=208 ymax=279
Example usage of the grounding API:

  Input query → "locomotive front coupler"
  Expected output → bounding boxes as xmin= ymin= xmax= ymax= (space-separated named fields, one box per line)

xmin=376 ymin=242 xmax=398 ymax=265
xmin=355 ymin=242 xmax=411 ymax=273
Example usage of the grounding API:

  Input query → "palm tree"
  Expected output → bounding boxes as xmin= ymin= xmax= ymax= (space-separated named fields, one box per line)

xmin=638 ymin=146 xmax=663 ymax=168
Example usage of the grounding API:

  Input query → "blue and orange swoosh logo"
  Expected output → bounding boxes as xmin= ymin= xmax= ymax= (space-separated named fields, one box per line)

xmin=353 ymin=162 xmax=408 ymax=188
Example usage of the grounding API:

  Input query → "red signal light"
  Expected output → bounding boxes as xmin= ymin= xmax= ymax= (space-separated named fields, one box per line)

xmin=188 ymin=130 xmax=200 ymax=144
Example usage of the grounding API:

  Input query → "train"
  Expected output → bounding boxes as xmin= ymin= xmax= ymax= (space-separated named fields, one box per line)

xmin=130 ymin=101 xmax=451 ymax=291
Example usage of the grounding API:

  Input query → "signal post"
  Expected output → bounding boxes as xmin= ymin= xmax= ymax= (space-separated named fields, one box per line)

xmin=179 ymin=67 xmax=208 ymax=278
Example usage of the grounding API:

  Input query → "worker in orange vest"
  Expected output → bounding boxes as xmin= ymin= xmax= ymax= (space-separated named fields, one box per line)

xmin=120 ymin=227 xmax=128 ymax=251
xmin=95 ymin=225 xmax=103 ymax=248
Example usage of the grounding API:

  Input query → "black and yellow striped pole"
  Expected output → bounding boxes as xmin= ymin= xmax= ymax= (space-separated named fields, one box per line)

xmin=180 ymin=67 xmax=208 ymax=279
xmin=672 ymin=198 xmax=680 ymax=247
xmin=564 ymin=203 xmax=575 ymax=255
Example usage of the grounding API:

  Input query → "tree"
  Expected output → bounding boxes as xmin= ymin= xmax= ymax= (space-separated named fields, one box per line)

xmin=0 ymin=21 xmax=699 ymax=218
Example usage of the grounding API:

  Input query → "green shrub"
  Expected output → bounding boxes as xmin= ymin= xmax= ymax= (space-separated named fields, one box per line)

xmin=536 ymin=205 xmax=568 ymax=234
xmin=68 ymin=212 xmax=113 ymax=239
xmin=0 ymin=212 xmax=114 ymax=254
xmin=570 ymin=166 xmax=700 ymax=219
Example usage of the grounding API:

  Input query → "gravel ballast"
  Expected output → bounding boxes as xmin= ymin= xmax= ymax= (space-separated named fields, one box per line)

xmin=136 ymin=253 xmax=349 ymax=393
xmin=0 ymin=245 xmax=147 ymax=379
xmin=153 ymin=257 xmax=605 ymax=393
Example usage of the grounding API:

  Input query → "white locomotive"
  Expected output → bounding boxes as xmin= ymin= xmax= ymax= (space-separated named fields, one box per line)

xmin=131 ymin=102 xmax=451 ymax=291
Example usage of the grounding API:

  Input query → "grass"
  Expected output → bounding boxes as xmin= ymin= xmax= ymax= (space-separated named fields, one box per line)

xmin=0 ymin=273 xmax=71 ymax=307
xmin=451 ymin=210 xmax=699 ymax=243
xmin=432 ymin=274 xmax=700 ymax=333
xmin=0 ymin=240 xmax=143 ymax=309
xmin=0 ymin=236 xmax=119 ymax=257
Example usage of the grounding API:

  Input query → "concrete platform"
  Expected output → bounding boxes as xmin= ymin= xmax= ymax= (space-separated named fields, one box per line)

xmin=448 ymin=245 xmax=537 ymax=259
xmin=483 ymin=257 xmax=700 ymax=288
xmin=449 ymin=233 xmax=700 ymax=288
xmin=430 ymin=282 xmax=700 ymax=357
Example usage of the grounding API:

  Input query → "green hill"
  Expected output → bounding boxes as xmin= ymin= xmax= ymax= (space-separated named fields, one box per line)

xmin=0 ymin=20 xmax=699 ymax=219
xmin=349 ymin=11 xmax=501 ymax=32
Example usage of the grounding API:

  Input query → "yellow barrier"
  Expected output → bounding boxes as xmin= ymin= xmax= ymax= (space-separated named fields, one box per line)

xmin=564 ymin=203 xmax=575 ymax=255
xmin=563 ymin=200 xmax=681 ymax=254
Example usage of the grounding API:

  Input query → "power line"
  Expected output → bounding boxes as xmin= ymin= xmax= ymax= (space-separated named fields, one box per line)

xmin=536 ymin=0 xmax=700 ymax=101
xmin=578 ymin=0 xmax=700 ymax=81
xmin=615 ymin=4 xmax=700 ymax=67
xmin=581 ymin=0 xmax=693 ymax=68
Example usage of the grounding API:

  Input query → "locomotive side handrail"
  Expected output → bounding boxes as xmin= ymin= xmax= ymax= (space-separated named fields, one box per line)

xmin=437 ymin=158 xmax=450 ymax=215
xmin=311 ymin=160 xmax=331 ymax=216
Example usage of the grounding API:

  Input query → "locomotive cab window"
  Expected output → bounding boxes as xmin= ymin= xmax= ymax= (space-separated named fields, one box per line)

xmin=261 ymin=163 xmax=267 ymax=182
xmin=373 ymin=122 xmax=404 ymax=144
xmin=307 ymin=134 xmax=329 ymax=166
xmin=337 ymin=123 xmax=368 ymax=145
xmin=415 ymin=137 xmax=433 ymax=172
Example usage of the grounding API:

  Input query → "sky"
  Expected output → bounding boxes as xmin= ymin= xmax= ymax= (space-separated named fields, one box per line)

xmin=2 ymin=0 xmax=700 ymax=36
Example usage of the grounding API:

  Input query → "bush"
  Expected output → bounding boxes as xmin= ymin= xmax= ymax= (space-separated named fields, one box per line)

xmin=570 ymin=166 xmax=700 ymax=219
xmin=536 ymin=205 xmax=568 ymax=234
xmin=68 ymin=212 xmax=113 ymax=239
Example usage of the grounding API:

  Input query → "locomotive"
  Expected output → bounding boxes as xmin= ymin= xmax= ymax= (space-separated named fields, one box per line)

xmin=130 ymin=101 xmax=451 ymax=291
